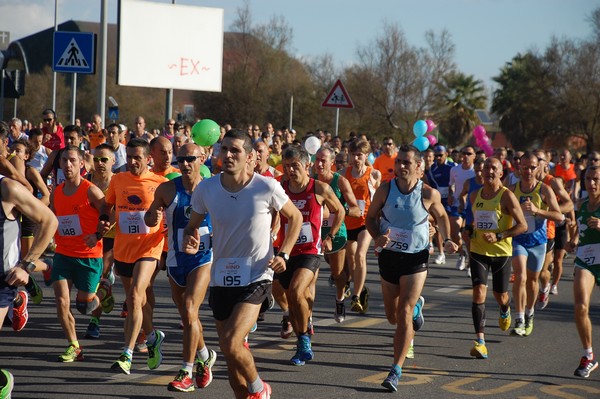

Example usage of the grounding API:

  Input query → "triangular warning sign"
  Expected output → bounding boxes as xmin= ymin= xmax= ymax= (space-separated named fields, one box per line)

xmin=56 ymin=38 xmax=89 ymax=68
xmin=322 ymin=79 xmax=354 ymax=108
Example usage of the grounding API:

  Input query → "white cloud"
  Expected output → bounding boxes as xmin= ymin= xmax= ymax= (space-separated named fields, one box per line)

xmin=0 ymin=1 xmax=53 ymax=41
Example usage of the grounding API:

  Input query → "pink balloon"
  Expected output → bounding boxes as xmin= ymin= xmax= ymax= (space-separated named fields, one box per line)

xmin=483 ymin=143 xmax=494 ymax=157
xmin=473 ymin=125 xmax=486 ymax=139
xmin=426 ymin=134 xmax=437 ymax=146
xmin=426 ymin=120 xmax=436 ymax=133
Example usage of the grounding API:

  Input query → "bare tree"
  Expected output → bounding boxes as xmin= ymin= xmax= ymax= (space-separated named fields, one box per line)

xmin=344 ymin=22 xmax=456 ymax=139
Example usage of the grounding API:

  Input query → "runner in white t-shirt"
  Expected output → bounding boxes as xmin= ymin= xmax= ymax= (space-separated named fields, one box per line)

xmin=448 ymin=146 xmax=476 ymax=271
xmin=183 ymin=129 xmax=302 ymax=399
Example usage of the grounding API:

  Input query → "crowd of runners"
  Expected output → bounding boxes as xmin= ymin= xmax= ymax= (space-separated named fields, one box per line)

xmin=0 ymin=111 xmax=598 ymax=399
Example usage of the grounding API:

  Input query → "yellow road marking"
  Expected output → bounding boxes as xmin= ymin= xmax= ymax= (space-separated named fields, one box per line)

xmin=539 ymin=384 xmax=600 ymax=399
xmin=343 ymin=318 xmax=387 ymax=328
xmin=443 ymin=374 xmax=530 ymax=395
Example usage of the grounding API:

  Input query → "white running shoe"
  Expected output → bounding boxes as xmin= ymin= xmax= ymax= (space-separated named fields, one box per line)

xmin=434 ymin=253 xmax=446 ymax=265
xmin=456 ymin=255 xmax=466 ymax=271
xmin=550 ymin=284 xmax=558 ymax=295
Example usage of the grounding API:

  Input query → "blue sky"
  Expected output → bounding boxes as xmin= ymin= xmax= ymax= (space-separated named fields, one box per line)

xmin=1 ymin=0 xmax=597 ymax=92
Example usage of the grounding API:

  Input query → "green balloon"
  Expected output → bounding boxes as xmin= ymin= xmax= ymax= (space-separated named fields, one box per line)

xmin=191 ymin=119 xmax=220 ymax=147
xmin=199 ymin=164 xmax=211 ymax=178
xmin=165 ymin=172 xmax=182 ymax=180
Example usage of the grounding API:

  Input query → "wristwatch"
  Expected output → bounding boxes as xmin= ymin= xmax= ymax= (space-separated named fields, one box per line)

xmin=20 ymin=260 xmax=36 ymax=273
xmin=326 ymin=233 xmax=335 ymax=240
xmin=495 ymin=233 xmax=503 ymax=242
xmin=277 ymin=252 xmax=289 ymax=262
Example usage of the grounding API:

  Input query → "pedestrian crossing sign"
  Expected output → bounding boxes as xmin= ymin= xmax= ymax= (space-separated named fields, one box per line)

xmin=53 ymin=31 xmax=96 ymax=74
xmin=322 ymin=79 xmax=354 ymax=109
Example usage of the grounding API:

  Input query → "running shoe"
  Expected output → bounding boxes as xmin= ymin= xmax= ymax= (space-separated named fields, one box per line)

xmin=250 ymin=322 xmax=258 ymax=333
xmin=290 ymin=335 xmax=313 ymax=366
xmin=509 ymin=273 xmax=515 ymax=283
xmin=120 ymin=302 xmax=128 ymax=318
xmin=524 ymin=314 xmax=534 ymax=336
xmin=511 ymin=318 xmax=526 ymax=336
xmin=85 ymin=319 xmax=100 ymax=339
xmin=499 ymin=307 xmax=511 ymax=332
xmin=12 ymin=291 xmax=28 ymax=332
xmin=550 ymin=284 xmax=558 ymax=295
xmin=350 ymin=295 xmax=363 ymax=313
xmin=359 ymin=287 xmax=370 ymax=313
xmin=26 ymin=276 xmax=43 ymax=305
xmin=147 ymin=330 xmax=165 ymax=369
xmin=42 ymin=257 xmax=53 ymax=286
xmin=135 ymin=331 xmax=148 ymax=353
xmin=107 ymin=265 xmax=116 ymax=285
xmin=343 ymin=282 xmax=351 ymax=298
xmin=0 ymin=369 xmax=14 ymax=399
xmin=381 ymin=368 xmax=401 ymax=392
xmin=470 ymin=341 xmax=488 ymax=359
xmin=413 ymin=296 xmax=425 ymax=331
xmin=536 ymin=291 xmax=549 ymax=310
xmin=574 ymin=356 xmax=598 ymax=378
xmin=334 ymin=301 xmax=346 ymax=323
xmin=97 ymin=280 xmax=114 ymax=314
xmin=406 ymin=344 xmax=415 ymax=359
xmin=58 ymin=344 xmax=84 ymax=362
xmin=456 ymin=255 xmax=466 ymax=271
xmin=434 ymin=253 xmax=446 ymax=265
xmin=327 ymin=274 xmax=335 ymax=287
xmin=243 ymin=335 xmax=250 ymax=350
xmin=247 ymin=382 xmax=272 ymax=399
xmin=280 ymin=315 xmax=293 ymax=339
xmin=111 ymin=353 xmax=132 ymax=375
xmin=307 ymin=316 xmax=314 ymax=335
xmin=168 ymin=369 xmax=195 ymax=392
xmin=195 ymin=349 xmax=216 ymax=388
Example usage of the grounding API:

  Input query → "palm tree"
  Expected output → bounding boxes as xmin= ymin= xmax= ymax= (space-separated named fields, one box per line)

xmin=439 ymin=72 xmax=487 ymax=146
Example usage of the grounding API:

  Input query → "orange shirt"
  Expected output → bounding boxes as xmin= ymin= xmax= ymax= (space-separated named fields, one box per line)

xmin=554 ymin=163 xmax=576 ymax=182
xmin=543 ymin=174 xmax=556 ymax=239
xmin=54 ymin=179 xmax=102 ymax=258
xmin=105 ymin=170 xmax=167 ymax=263
xmin=345 ymin=166 xmax=373 ymax=230
xmin=88 ymin=131 xmax=107 ymax=149
xmin=373 ymin=153 xmax=397 ymax=182
xmin=151 ymin=165 xmax=180 ymax=177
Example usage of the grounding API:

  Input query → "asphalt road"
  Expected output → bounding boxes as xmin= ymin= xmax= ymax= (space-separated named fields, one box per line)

xmin=2 ymin=251 xmax=599 ymax=398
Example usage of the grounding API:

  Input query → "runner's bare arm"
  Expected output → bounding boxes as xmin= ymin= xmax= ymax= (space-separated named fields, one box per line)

xmin=144 ymin=181 xmax=171 ymax=228
xmin=366 ymin=181 xmax=390 ymax=248
xmin=182 ymin=210 xmax=206 ymax=254
xmin=337 ymin=175 xmax=361 ymax=217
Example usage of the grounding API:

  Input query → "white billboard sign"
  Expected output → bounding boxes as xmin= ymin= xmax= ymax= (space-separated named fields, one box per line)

xmin=118 ymin=0 xmax=223 ymax=92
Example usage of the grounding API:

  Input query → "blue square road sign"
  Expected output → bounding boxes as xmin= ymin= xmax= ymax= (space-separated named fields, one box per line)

xmin=53 ymin=31 xmax=96 ymax=74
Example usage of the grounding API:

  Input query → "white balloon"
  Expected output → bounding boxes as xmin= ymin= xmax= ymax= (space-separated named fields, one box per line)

xmin=304 ymin=136 xmax=321 ymax=155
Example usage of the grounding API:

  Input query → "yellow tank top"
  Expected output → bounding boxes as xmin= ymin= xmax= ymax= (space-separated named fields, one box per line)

xmin=470 ymin=186 xmax=513 ymax=257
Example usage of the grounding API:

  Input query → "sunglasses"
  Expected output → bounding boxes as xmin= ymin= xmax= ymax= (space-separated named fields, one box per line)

xmin=93 ymin=157 xmax=111 ymax=163
xmin=177 ymin=155 xmax=201 ymax=163
xmin=434 ymin=154 xmax=444 ymax=157
xmin=383 ymin=142 xmax=394 ymax=146
xmin=590 ymin=158 xmax=600 ymax=162
xmin=43 ymin=118 xmax=53 ymax=122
